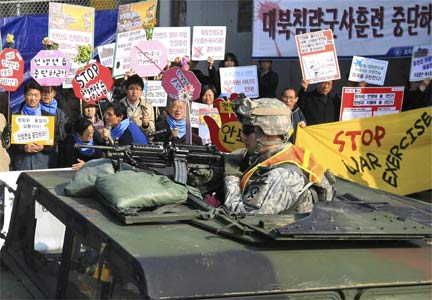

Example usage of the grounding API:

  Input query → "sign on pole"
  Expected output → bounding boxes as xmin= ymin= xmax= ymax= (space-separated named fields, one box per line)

xmin=340 ymin=86 xmax=404 ymax=121
xmin=130 ymin=40 xmax=167 ymax=77
xmin=0 ymin=48 xmax=24 ymax=92
xmin=72 ymin=62 xmax=114 ymax=103
xmin=161 ymin=66 xmax=201 ymax=101
xmin=30 ymin=50 xmax=69 ymax=86
xmin=296 ymin=29 xmax=340 ymax=84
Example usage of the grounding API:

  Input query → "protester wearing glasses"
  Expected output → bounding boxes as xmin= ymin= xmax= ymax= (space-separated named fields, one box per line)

xmin=119 ymin=74 xmax=155 ymax=137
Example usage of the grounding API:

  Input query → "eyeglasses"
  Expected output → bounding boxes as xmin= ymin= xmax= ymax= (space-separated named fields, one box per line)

xmin=128 ymin=87 xmax=142 ymax=91
xmin=242 ymin=125 xmax=256 ymax=135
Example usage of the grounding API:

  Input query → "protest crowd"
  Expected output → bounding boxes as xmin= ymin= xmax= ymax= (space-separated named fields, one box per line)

xmin=1 ymin=52 xmax=430 ymax=173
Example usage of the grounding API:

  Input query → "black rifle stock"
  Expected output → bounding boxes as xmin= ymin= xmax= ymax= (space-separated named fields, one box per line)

xmin=74 ymin=143 xmax=223 ymax=192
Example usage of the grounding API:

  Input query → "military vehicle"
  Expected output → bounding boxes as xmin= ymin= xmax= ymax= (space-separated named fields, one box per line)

xmin=0 ymin=160 xmax=431 ymax=299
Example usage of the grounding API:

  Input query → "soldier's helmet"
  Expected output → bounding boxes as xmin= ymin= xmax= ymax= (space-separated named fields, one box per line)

xmin=234 ymin=96 xmax=292 ymax=136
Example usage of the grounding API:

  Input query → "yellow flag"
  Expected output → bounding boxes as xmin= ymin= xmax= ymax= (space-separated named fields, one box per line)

xmin=296 ymin=108 xmax=432 ymax=195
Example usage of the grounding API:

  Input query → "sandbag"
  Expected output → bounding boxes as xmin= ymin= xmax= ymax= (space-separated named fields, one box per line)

xmin=64 ymin=158 xmax=137 ymax=196
xmin=95 ymin=170 xmax=189 ymax=212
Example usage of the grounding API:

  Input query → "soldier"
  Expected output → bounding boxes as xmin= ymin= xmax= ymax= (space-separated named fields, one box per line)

xmin=224 ymin=97 xmax=333 ymax=215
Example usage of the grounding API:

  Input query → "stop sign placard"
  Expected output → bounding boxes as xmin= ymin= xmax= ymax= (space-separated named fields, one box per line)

xmin=72 ymin=62 xmax=114 ymax=104
xmin=0 ymin=48 xmax=24 ymax=92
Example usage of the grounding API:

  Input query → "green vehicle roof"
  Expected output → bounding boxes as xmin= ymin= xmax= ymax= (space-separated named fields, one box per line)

xmin=2 ymin=170 xmax=431 ymax=299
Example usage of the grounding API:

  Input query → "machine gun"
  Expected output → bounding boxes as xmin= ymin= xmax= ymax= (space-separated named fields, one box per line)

xmin=74 ymin=142 xmax=224 ymax=194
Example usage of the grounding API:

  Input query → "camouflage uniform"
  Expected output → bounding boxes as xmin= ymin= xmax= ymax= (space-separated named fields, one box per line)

xmin=224 ymin=145 xmax=314 ymax=215
xmin=223 ymin=97 xmax=327 ymax=215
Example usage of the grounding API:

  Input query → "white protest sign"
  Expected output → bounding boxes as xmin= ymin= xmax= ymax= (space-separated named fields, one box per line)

xmin=97 ymin=43 xmax=115 ymax=68
xmin=153 ymin=27 xmax=191 ymax=61
xmin=144 ymin=80 xmax=167 ymax=107
xmin=409 ymin=45 xmax=432 ymax=82
xmin=48 ymin=3 xmax=95 ymax=88
xmin=191 ymin=102 xmax=208 ymax=128
xmin=348 ymin=56 xmax=388 ymax=86
xmin=192 ymin=26 xmax=226 ymax=61
xmin=11 ymin=115 xmax=55 ymax=145
xmin=219 ymin=65 xmax=259 ymax=98
xmin=112 ymin=1 xmax=157 ymax=78
xmin=296 ymin=29 xmax=340 ymax=84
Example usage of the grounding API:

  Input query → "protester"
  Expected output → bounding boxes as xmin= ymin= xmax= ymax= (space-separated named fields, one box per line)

xmin=55 ymin=87 xmax=82 ymax=133
xmin=199 ymin=84 xmax=218 ymax=107
xmin=0 ymin=113 xmax=10 ymax=171
xmin=281 ymin=88 xmax=306 ymax=144
xmin=119 ymin=74 xmax=155 ymax=137
xmin=223 ymin=97 xmax=331 ymax=214
xmin=189 ymin=57 xmax=218 ymax=86
xmin=82 ymin=101 xmax=104 ymax=135
xmin=11 ymin=81 xmax=55 ymax=170
xmin=41 ymin=86 xmax=68 ymax=168
xmin=154 ymin=99 xmax=202 ymax=145
xmin=103 ymin=102 xmax=148 ymax=146
xmin=402 ymin=77 xmax=431 ymax=111
xmin=297 ymin=80 xmax=341 ymax=125
xmin=63 ymin=118 xmax=104 ymax=170
xmin=258 ymin=60 xmax=278 ymax=98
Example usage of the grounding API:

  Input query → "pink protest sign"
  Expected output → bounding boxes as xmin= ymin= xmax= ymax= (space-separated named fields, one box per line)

xmin=30 ymin=50 xmax=69 ymax=86
xmin=130 ymin=40 xmax=168 ymax=77
xmin=0 ymin=48 xmax=24 ymax=92
xmin=72 ymin=62 xmax=114 ymax=104
xmin=161 ymin=66 xmax=201 ymax=101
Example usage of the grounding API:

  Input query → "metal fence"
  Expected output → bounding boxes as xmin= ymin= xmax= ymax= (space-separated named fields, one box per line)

xmin=0 ymin=0 xmax=139 ymax=17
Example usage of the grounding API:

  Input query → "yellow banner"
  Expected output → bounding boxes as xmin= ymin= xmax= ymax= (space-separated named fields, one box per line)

xmin=296 ymin=108 xmax=432 ymax=195
xmin=11 ymin=115 xmax=55 ymax=146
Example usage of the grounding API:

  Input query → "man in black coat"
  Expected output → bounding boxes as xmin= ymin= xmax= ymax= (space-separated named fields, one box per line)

xmin=298 ymin=80 xmax=341 ymax=125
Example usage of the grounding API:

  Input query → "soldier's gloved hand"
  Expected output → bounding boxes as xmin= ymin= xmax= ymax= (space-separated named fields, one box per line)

xmin=224 ymin=162 xmax=243 ymax=177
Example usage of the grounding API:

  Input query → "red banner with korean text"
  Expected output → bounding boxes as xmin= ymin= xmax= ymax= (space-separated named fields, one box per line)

xmin=253 ymin=0 xmax=431 ymax=58
xmin=296 ymin=108 xmax=432 ymax=195
xmin=340 ymin=87 xmax=404 ymax=121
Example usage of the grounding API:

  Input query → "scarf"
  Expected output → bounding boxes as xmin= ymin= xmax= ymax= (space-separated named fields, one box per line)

xmin=166 ymin=116 xmax=186 ymax=138
xmin=21 ymin=104 xmax=42 ymax=116
xmin=40 ymin=98 xmax=58 ymax=115
xmin=73 ymin=133 xmax=95 ymax=156
xmin=111 ymin=118 xmax=130 ymax=140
